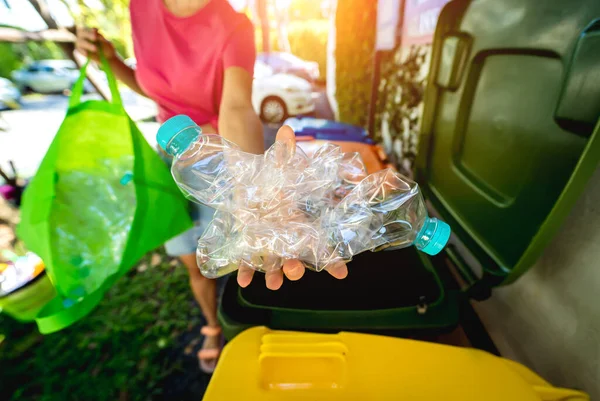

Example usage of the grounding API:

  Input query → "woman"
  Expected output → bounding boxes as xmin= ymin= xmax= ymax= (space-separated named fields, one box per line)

xmin=76 ymin=0 xmax=347 ymax=372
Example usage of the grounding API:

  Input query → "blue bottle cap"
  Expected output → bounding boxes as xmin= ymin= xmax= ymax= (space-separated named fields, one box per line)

xmin=421 ymin=219 xmax=451 ymax=256
xmin=156 ymin=115 xmax=198 ymax=153
xmin=120 ymin=172 xmax=133 ymax=185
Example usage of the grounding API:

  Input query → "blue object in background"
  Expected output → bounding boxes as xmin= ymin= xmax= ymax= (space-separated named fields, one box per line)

xmin=284 ymin=117 xmax=374 ymax=144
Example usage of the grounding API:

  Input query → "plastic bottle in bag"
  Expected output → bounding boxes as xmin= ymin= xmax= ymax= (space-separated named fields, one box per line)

xmin=157 ymin=115 xmax=451 ymax=278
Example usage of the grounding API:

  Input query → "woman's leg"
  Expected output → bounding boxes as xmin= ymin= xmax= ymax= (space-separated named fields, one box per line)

xmin=180 ymin=253 xmax=221 ymax=371
xmin=179 ymin=253 xmax=218 ymax=328
xmin=162 ymin=198 xmax=220 ymax=370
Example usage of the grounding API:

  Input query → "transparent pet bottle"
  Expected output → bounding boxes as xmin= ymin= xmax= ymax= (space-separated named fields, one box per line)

xmin=157 ymin=115 xmax=451 ymax=278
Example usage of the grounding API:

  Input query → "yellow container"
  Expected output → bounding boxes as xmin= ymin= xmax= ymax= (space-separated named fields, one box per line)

xmin=204 ymin=327 xmax=588 ymax=401
xmin=0 ymin=271 xmax=56 ymax=322
xmin=0 ymin=256 xmax=57 ymax=322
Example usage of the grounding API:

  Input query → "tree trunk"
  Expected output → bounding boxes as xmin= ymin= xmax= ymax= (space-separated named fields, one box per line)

xmin=274 ymin=1 xmax=290 ymax=53
xmin=26 ymin=0 xmax=109 ymax=100
xmin=256 ymin=0 xmax=270 ymax=53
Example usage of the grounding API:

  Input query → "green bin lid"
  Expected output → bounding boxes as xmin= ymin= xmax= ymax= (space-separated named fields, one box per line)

xmin=415 ymin=0 xmax=600 ymax=285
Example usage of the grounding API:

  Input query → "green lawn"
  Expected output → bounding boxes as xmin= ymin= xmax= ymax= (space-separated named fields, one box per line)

xmin=0 ymin=256 xmax=206 ymax=401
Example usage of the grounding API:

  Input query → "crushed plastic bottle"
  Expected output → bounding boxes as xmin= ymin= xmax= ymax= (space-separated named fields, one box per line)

xmin=50 ymin=156 xmax=136 ymax=297
xmin=157 ymin=115 xmax=451 ymax=278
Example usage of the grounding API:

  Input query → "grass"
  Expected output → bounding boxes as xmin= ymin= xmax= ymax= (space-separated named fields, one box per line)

xmin=0 ymin=255 xmax=206 ymax=401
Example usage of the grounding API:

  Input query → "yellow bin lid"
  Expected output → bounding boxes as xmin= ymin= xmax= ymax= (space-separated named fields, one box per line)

xmin=204 ymin=327 xmax=588 ymax=401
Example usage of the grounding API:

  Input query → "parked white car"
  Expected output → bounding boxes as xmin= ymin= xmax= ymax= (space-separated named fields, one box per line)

xmin=257 ymin=52 xmax=320 ymax=83
xmin=12 ymin=60 xmax=81 ymax=93
xmin=253 ymin=61 xmax=314 ymax=123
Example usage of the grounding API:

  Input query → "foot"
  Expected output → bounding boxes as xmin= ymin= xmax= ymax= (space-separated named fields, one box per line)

xmin=197 ymin=326 xmax=222 ymax=373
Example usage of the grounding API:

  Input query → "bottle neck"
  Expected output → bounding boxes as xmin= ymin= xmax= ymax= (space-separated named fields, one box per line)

xmin=166 ymin=127 xmax=200 ymax=157
xmin=414 ymin=217 xmax=436 ymax=250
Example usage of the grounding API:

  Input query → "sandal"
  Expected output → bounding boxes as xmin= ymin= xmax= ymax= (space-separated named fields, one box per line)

xmin=197 ymin=325 xmax=223 ymax=374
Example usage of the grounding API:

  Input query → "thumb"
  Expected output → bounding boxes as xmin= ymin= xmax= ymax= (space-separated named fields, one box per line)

xmin=275 ymin=125 xmax=295 ymax=146
xmin=272 ymin=125 xmax=296 ymax=165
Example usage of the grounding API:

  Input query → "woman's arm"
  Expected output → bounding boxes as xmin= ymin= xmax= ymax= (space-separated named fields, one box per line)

xmin=105 ymin=57 xmax=145 ymax=97
xmin=75 ymin=27 xmax=147 ymax=97
xmin=218 ymin=67 xmax=264 ymax=154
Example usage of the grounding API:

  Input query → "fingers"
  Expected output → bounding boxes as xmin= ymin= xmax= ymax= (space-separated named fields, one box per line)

xmin=75 ymin=27 xmax=109 ymax=60
xmin=265 ymin=269 xmax=284 ymax=290
xmin=282 ymin=259 xmax=305 ymax=281
xmin=75 ymin=27 xmax=97 ymax=58
xmin=76 ymin=38 xmax=97 ymax=55
xmin=238 ymin=258 xmax=345 ymax=290
xmin=326 ymin=261 xmax=348 ymax=279
xmin=236 ymin=265 xmax=254 ymax=288
xmin=76 ymin=26 xmax=98 ymax=42
xmin=237 ymin=259 xmax=303 ymax=291
xmin=272 ymin=125 xmax=297 ymax=168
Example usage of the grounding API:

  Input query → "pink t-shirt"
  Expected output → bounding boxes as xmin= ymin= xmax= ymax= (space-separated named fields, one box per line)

xmin=130 ymin=0 xmax=255 ymax=127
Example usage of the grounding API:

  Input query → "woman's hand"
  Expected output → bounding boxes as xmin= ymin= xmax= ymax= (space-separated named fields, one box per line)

xmin=236 ymin=125 xmax=349 ymax=290
xmin=75 ymin=27 xmax=147 ymax=96
xmin=75 ymin=27 xmax=117 ymax=62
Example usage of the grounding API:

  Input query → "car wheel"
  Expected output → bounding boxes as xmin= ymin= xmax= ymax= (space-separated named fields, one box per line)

xmin=260 ymin=96 xmax=287 ymax=124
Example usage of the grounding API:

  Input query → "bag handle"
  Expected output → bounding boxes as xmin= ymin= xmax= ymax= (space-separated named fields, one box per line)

xmin=69 ymin=49 xmax=122 ymax=109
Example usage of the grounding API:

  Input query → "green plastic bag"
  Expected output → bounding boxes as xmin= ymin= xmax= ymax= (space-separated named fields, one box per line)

xmin=17 ymin=57 xmax=193 ymax=333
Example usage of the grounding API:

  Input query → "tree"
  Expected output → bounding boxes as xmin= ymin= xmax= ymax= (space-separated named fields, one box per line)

xmin=24 ymin=0 xmax=110 ymax=99
xmin=289 ymin=0 xmax=325 ymax=21
xmin=256 ymin=0 xmax=270 ymax=53
xmin=71 ymin=0 xmax=132 ymax=57
xmin=26 ymin=0 xmax=76 ymax=64
xmin=28 ymin=0 xmax=133 ymax=58
xmin=27 ymin=0 xmax=58 ymax=28
xmin=274 ymin=0 xmax=291 ymax=52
